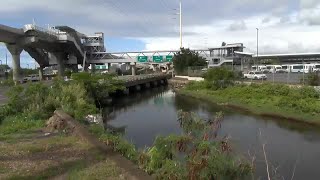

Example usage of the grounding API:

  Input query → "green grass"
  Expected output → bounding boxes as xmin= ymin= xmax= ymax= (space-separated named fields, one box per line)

xmin=0 ymin=116 xmax=44 ymax=136
xmin=68 ymin=160 xmax=124 ymax=180
xmin=180 ymin=82 xmax=320 ymax=125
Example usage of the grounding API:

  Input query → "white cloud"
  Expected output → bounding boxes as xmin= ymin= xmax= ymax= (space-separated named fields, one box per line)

xmin=0 ymin=0 xmax=320 ymax=58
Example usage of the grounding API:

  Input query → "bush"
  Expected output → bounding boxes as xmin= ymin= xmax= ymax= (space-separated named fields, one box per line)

xmin=203 ymin=67 xmax=235 ymax=89
xmin=2 ymin=81 xmax=97 ymax=121
xmin=71 ymin=72 xmax=125 ymax=106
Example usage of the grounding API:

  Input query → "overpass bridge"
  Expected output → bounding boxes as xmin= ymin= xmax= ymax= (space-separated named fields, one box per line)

xmin=0 ymin=23 xmax=214 ymax=82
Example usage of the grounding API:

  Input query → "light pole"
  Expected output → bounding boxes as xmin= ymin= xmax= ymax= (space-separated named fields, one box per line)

xmin=27 ymin=64 xmax=29 ymax=69
xmin=256 ymin=28 xmax=259 ymax=66
xmin=179 ymin=0 xmax=182 ymax=48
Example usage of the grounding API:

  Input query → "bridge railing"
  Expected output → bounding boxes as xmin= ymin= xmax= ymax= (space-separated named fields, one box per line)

xmin=23 ymin=24 xmax=66 ymax=38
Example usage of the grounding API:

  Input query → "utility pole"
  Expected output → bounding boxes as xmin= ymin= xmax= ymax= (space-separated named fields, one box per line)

xmin=179 ymin=0 xmax=182 ymax=48
xmin=256 ymin=28 xmax=259 ymax=66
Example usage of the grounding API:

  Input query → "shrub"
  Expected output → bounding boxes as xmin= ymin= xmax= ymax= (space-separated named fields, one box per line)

xmin=203 ymin=67 xmax=235 ymax=89
xmin=306 ymin=72 xmax=320 ymax=86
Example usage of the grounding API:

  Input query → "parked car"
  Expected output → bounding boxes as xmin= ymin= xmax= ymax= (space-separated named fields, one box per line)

xmin=23 ymin=74 xmax=40 ymax=82
xmin=243 ymin=71 xmax=267 ymax=80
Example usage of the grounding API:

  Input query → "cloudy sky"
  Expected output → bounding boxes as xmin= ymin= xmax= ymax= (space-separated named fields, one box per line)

xmin=0 ymin=0 xmax=320 ymax=67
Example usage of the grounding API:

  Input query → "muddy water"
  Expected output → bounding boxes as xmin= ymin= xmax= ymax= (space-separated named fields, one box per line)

xmin=104 ymin=87 xmax=320 ymax=179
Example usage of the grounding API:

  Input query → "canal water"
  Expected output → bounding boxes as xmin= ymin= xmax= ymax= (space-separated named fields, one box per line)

xmin=104 ymin=87 xmax=320 ymax=179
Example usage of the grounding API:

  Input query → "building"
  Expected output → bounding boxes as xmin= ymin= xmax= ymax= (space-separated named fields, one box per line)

xmin=207 ymin=43 xmax=245 ymax=68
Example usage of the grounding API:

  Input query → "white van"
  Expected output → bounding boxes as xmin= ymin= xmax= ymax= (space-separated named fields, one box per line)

xmin=313 ymin=64 xmax=320 ymax=72
xmin=266 ymin=65 xmax=282 ymax=73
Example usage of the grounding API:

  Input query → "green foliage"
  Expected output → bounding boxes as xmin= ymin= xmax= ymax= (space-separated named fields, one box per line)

xmin=92 ymin=112 xmax=251 ymax=179
xmin=203 ymin=67 xmax=236 ymax=89
xmin=141 ymin=112 xmax=250 ymax=179
xmin=306 ymin=72 xmax=320 ymax=86
xmin=173 ymin=48 xmax=207 ymax=75
xmin=185 ymin=82 xmax=320 ymax=119
xmin=99 ymin=132 xmax=139 ymax=162
xmin=0 ymin=115 xmax=44 ymax=136
xmin=2 ymin=81 xmax=97 ymax=121
xmin=72 ymin=72 xmax=125 ymax=105
xmin=0 ymin=79 xmax=14 ymax=87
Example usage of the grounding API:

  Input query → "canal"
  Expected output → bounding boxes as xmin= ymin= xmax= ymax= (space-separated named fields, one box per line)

xmin=104 ymin=87 xmax=320 ymax=179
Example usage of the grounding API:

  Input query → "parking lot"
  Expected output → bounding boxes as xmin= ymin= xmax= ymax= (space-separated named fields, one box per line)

xmin=250 ymin=73 xmax=317 ymax=84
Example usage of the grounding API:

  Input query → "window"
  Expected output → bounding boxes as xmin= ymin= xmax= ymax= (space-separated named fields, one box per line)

xmin=316 ymin=65 xmax=320 ymax=68
xmin=293 ymin=66 xmax=303 ymax=69
xmin=282 ymin=66 xmax=288 ymax=69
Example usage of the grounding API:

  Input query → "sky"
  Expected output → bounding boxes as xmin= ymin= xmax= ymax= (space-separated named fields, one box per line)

xmin=0 ymin=0 xmax=320 ymax=67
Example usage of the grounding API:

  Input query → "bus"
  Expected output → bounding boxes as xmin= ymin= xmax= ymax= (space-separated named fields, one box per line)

xmin=289 ymin=64 xmax=313 ymax=73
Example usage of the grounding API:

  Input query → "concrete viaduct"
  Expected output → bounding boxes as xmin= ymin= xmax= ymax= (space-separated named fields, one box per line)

xmin=0 ymin=23 xmax=216 ymax=83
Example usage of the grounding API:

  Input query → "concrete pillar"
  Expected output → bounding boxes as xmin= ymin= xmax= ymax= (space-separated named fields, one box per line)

xmin=91 ymin=64 xmax=96 ymax=73
xmin=108 ymin=63 xmax=111 ymax=71
xmin=130 ymin=62 xmax=136 ymax=76
xmin=6 ymin=44 xmax=23 ymax=83
xmin=39 ymin=66 xmax=44 ymax=81
xmin=49 ymin=52 xmax=65 ymax=77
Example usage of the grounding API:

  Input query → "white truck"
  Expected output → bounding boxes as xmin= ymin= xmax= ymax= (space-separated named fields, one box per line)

xmin=244 ymin=71 xmax=267 ymax=80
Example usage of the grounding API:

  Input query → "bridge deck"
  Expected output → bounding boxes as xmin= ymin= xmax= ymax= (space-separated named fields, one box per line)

xmin=117 ymin=74 xmax=171 ymax=87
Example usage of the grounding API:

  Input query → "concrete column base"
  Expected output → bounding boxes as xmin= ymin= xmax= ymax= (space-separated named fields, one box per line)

xmin=130 ymin=62 xmax=136 ymax=76
xmin=6 ymin=44 xmax=23 ymax=83
xmin=39 ymin=66 xmax=44 ymax=81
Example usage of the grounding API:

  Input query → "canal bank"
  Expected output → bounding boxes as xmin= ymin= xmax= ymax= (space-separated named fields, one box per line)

xmin=104 ymin=87 xmax=320 ymax=180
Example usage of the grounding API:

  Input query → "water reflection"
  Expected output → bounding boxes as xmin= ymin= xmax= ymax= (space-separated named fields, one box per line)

xmin=103 ymin=88 xmax=320 ymax=180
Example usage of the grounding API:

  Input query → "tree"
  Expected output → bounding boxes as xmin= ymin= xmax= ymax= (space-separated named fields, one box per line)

xmin=173 ymin=48 xmax=207 ymax=75
xmin=0 ymin=65 xmax=10 ymax=71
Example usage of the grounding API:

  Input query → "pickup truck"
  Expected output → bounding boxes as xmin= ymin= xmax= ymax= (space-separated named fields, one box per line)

xmin=243 ymin=71 xmax=267 ymax=80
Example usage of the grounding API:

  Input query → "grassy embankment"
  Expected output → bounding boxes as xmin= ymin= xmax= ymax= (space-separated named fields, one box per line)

xmin=179 ymin=81 xmax=320 ymax=125
xmin=0 ymin=116 xmax=127 ymax=179
xmin=0 ymin=75 xmax=128 ymax=179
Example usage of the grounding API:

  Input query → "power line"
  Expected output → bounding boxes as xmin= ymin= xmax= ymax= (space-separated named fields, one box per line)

xmin=96 ymin=0 xmax=151 ymax=36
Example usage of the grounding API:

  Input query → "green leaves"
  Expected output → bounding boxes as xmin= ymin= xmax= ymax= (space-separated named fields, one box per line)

xmin=173 ymin=48 xmax=207 ymax=75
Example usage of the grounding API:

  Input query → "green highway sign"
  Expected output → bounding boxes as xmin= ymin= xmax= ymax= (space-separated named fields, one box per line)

xmin=165 ymin=55 xmax=173 ymax=62
xmin=153 ymin=56 xmax=163 ymax=63
xmin=137 ymin=56 xmax=148 ymax=63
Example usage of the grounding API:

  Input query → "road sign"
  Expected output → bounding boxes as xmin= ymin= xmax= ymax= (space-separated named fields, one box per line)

xmin=137 ymin=56 xmax=148 ymax=63
xmin=165 ymin=55 xmax=173 ymax=62
xmin=153 ymin=56 xmax=163 ymax=63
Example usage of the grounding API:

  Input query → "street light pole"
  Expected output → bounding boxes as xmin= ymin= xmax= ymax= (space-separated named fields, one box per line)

xmin=179 ymin=0 xmax=182 ymax=48
xmin=27 ymin=64 xmax=29 ymax=69
xmin=256 ymin=28 xmax=259 ymax=66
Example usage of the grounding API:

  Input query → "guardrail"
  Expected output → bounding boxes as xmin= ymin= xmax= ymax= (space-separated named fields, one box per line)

xmin=23 ymin=24 xmax=66 ymax=37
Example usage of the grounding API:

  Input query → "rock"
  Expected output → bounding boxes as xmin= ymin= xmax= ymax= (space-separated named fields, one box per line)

xmin=85 ymin=114 xmax=103 ymax=125
xmin=45 ymin=114 xmax=68 ymax=133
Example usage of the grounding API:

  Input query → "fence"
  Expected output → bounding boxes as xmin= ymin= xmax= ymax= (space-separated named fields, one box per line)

xmin=186 ymin=66 xmax=207 ymax=77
